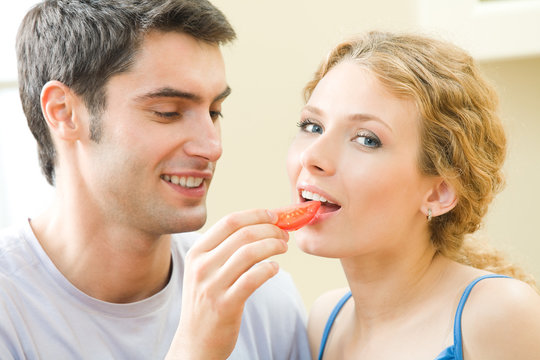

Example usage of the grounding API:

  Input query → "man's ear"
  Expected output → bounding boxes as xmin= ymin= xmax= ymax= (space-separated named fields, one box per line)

xmin=41 ymin=80 xmax=81 ymax=141
xmin=421 ymin=178 xmax=458 ymax=219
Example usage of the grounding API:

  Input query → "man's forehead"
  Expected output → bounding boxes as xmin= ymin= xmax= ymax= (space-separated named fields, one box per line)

xmin=106 ymin=31 xmax=228 ymax=104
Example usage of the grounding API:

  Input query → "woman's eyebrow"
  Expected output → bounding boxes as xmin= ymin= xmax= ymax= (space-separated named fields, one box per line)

xmin=349 ymin=113 xmax=393 ymax=133
xmin=303 ymin=104 xmax=392 ymax=132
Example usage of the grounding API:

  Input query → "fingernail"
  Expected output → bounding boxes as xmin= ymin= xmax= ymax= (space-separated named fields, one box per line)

xmin=269 ymin=261 xmax=279 ymax=272
xmin=282 ymin=231 xmax=290 ymax=242
xmin=266 ymin=209 xmax=278 ymax=224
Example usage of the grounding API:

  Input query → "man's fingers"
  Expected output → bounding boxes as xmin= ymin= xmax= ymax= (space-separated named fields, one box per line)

xmin=185 ymin=223 xmax=288 ymax=281
xmin=224 ymin=260 xmax=280 ymax=306
xmin=211 ymin=224 xmax=288 ymax=263
xmin=217 ymin=237 xmax=288 ymax=288
xmin=191 ymin=209 xmax=277 ymax=253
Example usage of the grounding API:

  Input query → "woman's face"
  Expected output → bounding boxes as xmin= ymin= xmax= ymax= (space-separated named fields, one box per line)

xmin=287 ymin=61 xmax=436 ymax=258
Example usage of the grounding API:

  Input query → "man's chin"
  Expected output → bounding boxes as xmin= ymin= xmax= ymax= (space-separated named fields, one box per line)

xmin=145 ymin=203 xmax=208 ymax=234
xmin=166 ymin=211 xmax=207 ymax=234
xmin=176 ymin=217 xmax=206 ymax=233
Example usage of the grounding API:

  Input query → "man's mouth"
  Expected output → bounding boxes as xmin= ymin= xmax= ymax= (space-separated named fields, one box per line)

xmin=301 ymin=190 xmax=341 ymax=214
xmin=160 ymin=174 xmax=204 ymax=188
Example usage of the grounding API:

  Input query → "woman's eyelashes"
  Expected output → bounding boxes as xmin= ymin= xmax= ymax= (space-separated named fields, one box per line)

xmin=297 ymin=119 xmax=323 ymax=134
xmin=354 ymin=130 xmax=382 ymax=148
xmin=297 ymin=118 xmax=382 ymax=148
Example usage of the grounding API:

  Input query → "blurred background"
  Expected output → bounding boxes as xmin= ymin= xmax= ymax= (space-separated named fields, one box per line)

xmin=1 ymin=0 xmax=539 ymax=310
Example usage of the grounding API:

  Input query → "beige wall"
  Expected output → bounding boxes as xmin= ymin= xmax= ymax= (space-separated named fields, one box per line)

xmin=205 ymin=0 xmax=540 ymax=310
xmin=479 ymin=57 xmax=540 ymax=281
xmin=0 ymin=1 xmax=537 ymax=311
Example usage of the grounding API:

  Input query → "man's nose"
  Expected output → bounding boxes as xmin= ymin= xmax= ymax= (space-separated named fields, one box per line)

xmin=184 ymin=113 xmax=223 ymax=162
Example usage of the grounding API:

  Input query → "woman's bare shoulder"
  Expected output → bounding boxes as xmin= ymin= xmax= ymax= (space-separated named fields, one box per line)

xmin=307 ymin=287 xmax=350 ymax=358
xmin=462 ymin=277 xmax=540 ymax=359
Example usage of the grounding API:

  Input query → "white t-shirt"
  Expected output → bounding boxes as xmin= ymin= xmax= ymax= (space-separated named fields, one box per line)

xmin=0 ymin=220 xmax=311 ymax=359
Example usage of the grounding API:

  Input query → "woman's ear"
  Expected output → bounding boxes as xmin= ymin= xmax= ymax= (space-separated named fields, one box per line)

xmin=41 ymin=80 xmax=80 ymax=141
xmin=421 ymin=178 xmax=458 ymax=219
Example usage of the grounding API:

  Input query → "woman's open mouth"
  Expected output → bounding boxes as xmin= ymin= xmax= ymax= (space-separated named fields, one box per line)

xmin=300 ymin=189 xmax=341 ymax=219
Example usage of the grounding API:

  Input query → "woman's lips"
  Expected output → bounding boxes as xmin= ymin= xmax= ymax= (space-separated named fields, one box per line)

xmin=309 ymin=205 xmax=341 ymax=225
xmin=318 ymin=202 xmax=341 ymax=214
xmin=297 ymin=184 xmax=342 ymax=226
xmin=308 ymin=200 xmax=341 ymax=225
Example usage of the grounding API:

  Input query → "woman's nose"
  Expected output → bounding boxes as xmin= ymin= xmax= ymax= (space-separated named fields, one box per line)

xmin=299 ymin=134 xmax=337 ymax=176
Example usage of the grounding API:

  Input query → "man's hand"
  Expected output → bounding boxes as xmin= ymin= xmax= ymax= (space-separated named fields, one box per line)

xmin=165 ymin=208 xmax=289 ymax=360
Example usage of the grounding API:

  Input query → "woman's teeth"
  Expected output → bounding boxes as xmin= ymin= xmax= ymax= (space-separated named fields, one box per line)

xmin=302 ymin=190 xmax=330 ymax=203
xmin=161 ymin=175 xmax=204 ymax=188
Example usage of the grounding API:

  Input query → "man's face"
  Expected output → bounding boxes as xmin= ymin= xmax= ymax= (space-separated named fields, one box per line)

xmin=78 ymin=31 xmax=229 ymax=236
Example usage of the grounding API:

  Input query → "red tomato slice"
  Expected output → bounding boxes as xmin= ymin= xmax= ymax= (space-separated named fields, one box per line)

xmin=273 ymin=201 xmax=321 ymax=231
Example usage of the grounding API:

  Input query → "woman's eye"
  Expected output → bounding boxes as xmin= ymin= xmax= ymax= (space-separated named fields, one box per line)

xmin=297 ymin=120 xmax=323 ymax=134
xmin=354 ymin=132 xmax=381 ymax=148
xmin=305 ymin=123 xmax=323 ymax=134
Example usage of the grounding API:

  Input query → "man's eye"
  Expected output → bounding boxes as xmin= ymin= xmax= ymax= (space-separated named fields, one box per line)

xmin=153 ymin=111 xmax=181 ymax=119
xmin=210 ymin=111 xmax=223 ymax=121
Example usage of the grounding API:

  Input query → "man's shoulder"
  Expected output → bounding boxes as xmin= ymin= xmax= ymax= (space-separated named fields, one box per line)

xmin=246 ymin=267 xmax=307 ymax=320
xmin=0 ymin=221 xmax=41 ymax=317
xmin=237 ymin=269 xmax=310 ymax=358
xmin=256 ymin=268 xmax=302 ymax=299
xmin=0 ymin=221 xmax=36 ymax=275
xmin=0 ymin=221 xmax=27 ymax=245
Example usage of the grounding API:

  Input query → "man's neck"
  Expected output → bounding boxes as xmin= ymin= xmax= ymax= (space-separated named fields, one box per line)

xmin=30 ymin=201 xmax=173 ymax=303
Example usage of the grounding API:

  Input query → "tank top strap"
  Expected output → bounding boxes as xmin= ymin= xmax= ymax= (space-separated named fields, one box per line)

xmin=318 ymin=275 xmax=510 ymax=360
xmin=452 ymin=274 xmax=510 ymax=360
xmin=317 ymin=291 xmax=352 ymax=360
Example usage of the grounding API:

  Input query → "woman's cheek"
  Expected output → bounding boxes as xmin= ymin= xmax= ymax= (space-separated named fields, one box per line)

xmin=286 ymin=142 xmax=303 ymax=186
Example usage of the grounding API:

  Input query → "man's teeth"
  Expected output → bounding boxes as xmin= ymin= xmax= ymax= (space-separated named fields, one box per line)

xmin=162 ymin=175 xmax=204 ymax=188
xmin=302 ymin=190 xmax=330 ymax=203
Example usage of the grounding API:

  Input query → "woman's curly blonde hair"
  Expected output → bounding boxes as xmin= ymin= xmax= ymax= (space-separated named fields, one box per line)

xmin=304 ymin=31 xmax=536 ymax=287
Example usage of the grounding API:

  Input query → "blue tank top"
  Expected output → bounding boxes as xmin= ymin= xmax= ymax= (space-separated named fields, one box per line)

xmin=317 ymin=274 xmax=510 ymax=360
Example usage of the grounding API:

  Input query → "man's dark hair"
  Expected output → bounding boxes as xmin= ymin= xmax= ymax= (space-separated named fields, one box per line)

xmin=16 ymin=0 xmax=236 ymax=185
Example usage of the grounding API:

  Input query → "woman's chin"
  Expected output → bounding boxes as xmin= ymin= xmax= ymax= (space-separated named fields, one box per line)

xmin=294 ymin=232 xmax=336 ymax=258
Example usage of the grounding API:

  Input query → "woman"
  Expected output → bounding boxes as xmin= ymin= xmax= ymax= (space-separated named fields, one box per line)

xmin=286 ymin=31 xmax=540 ymax=359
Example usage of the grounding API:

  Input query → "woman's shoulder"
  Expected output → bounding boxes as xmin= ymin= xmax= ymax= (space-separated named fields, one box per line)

xmin=461 ymin=275 xmax=540 ymax=358
xmin=307 ymin=287 xmax=351 ymax=356
xmin=309 ymin=287 xmax=351 ymax=323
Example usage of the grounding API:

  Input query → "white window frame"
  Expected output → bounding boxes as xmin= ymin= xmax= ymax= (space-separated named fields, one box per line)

xmin=417 ymin=0 xmax=540 ymax=61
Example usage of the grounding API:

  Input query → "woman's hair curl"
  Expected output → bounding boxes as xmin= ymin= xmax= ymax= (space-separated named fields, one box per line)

xmin=304 ymin=31 xmax=535 ymax=287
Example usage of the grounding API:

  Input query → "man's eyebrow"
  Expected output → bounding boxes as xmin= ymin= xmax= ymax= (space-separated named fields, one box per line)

xmin=136 ymin=87 xmax=200 ymax=102
xmin=135 ymin=86 xmax=231 ymax=103
xmin=214 ymin=86 xmax=231 ymax=102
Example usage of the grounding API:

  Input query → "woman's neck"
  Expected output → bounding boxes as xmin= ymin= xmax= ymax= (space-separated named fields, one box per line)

xmin=340 ymin=242 xmax=447 ymax=327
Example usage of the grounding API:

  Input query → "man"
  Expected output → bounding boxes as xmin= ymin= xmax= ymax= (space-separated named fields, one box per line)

xmin=0 ymin=0 xmax=310 ymax=358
